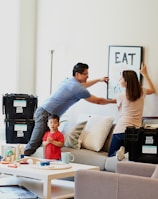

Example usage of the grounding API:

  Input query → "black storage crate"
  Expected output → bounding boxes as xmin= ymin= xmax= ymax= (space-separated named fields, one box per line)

xmin=125 ymin=126 xmax=158 ymax=164
xmin=5 ymin=119 xmax=34 ymax=144
xmin=3 ymin=93 xmax=38 ymax=119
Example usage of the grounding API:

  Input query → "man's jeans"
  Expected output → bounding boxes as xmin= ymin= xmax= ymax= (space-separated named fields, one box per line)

xmin=24 ymin=107 xmax=50 ymax=156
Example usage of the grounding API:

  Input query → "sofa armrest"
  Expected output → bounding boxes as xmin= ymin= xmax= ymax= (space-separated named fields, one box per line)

xmin=75 ymin=170 xmax=118 ymax=199
xmin=116 ymin=161 xmax=156 ymax=177
xmin=75 ymin=168 xmax=158 ymax=199
xmin=118 ymin=172 xmax=158 ymax=199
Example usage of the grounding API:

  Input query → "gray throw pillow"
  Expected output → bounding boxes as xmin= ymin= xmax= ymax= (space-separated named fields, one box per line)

xmin=63 ymin=121 xmax=87 ymax=149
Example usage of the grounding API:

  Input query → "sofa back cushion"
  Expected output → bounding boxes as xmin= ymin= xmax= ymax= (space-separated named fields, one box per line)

xmin=117 ymin=162 xmax=156 ymax=177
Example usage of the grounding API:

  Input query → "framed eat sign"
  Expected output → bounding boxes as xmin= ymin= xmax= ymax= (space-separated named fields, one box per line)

xmin=107 ymin=45 xmax=143 ymax=99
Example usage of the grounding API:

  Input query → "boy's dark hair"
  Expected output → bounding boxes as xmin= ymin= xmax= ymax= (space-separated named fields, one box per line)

xmin=72 ymin=63 xmax=89 ymax=76
xmin=48 ymin=114 xmax=59 ymax=122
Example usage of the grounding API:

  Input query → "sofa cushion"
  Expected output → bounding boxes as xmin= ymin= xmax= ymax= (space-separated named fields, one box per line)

xmin=63 ymin=121 xmax=87 ymax=149
xmin=105 ymin=153 xmax=129 ymax=172
xmin=62 ymin=147 xmax=107 ymax=170
xmin=80 ymin=116 xmax=114 ymax=152
xmin=117 ymin=161 xmax=156 ymax=177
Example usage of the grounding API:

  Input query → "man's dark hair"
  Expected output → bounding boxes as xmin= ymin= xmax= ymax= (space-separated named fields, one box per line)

xmin=72 ymin=63 xmax=89 ymax=76
xmin=48 ymin=114 xmax=59 ymax=122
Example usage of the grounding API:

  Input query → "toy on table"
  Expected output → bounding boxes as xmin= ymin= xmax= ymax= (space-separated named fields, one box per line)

xmin=17 ymin=157 xmax=50 ymax=165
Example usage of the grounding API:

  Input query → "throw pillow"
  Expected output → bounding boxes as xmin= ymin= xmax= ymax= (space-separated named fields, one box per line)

xmin=63 ymin=121 xmax=87 ymax=149
xmin=80 ymin=116 xmax=114 ymax=152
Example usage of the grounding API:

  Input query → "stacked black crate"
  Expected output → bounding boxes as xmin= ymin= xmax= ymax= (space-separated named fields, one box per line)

xmin=2 ymin=93 xmax=38 ymax=144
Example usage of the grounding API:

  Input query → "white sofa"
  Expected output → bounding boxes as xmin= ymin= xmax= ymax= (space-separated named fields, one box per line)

xmin=1 ymin=116 xmax=156 ymax=172
xmin=0 ymin=115 xmax=117 ymax=171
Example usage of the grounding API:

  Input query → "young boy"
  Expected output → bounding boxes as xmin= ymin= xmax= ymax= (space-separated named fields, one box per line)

xmin=42 ymin=114 xmax=64 ymax=160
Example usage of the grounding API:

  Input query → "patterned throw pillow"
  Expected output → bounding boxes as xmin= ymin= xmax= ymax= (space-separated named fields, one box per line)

xmin=63 ymin=121 xmax=87 ymax=149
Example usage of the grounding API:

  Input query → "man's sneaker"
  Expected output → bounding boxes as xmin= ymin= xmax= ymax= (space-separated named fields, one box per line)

xmin=116 ymin=146 xmax=125 ymax=161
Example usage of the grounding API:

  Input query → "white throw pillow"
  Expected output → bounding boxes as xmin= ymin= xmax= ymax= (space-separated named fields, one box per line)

xmin=63 ymin=121 xmax=87 ymax=149
xmin=80 ymin=116 xmax=114 ymax=152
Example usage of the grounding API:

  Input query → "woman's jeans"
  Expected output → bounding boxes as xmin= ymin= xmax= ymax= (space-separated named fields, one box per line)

xmin=108 ymin=133 xmax=125 ymax=157
xmin=24 ymin=107 xmax=50 ymax=156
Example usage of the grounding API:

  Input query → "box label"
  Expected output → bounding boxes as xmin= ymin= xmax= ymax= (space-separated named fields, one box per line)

xmin=14 ymin=124 xmax=27 ymax=131
xmin=145 ymin=136 xmax=154 ymax=144
xmin=16 ymin=106 xmax=23 ymax=113
xmin=13 ymin=100 xmax=27 ymax=107
xmin=142 ymin=145 xmax=157 ymax=154
xmin=17 ymin=130 xmax=24 ymax=137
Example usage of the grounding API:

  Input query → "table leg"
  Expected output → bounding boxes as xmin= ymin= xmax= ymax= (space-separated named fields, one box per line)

xmin=43 ymin=177 xmax=51 ymax=199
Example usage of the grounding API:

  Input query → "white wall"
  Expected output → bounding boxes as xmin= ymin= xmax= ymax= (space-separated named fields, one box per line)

xmin=0 ymin=0 xmax=36 ymax=132
xmin=0 ymin=0 xmax=18 ymax=94
xmin=35 ymin=0 xmax=158 ymax=121
xmin=0 ymin=0 xmax=19 ymax=129
xmin=0 ymin=0 xmax=36 ymax=95
xmin=0 ymin=0 xmax=157 ymax=127
xmin=17 ymin=0 xmax=37 ymax=94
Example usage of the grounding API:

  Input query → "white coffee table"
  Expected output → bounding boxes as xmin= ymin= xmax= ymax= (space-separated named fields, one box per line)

xmin=0 ymin=161 xmax=99 ymax=199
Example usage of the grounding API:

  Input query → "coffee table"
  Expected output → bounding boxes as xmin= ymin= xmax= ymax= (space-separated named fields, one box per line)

xmin=0 ymin=161 xmax=99 ymax=199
